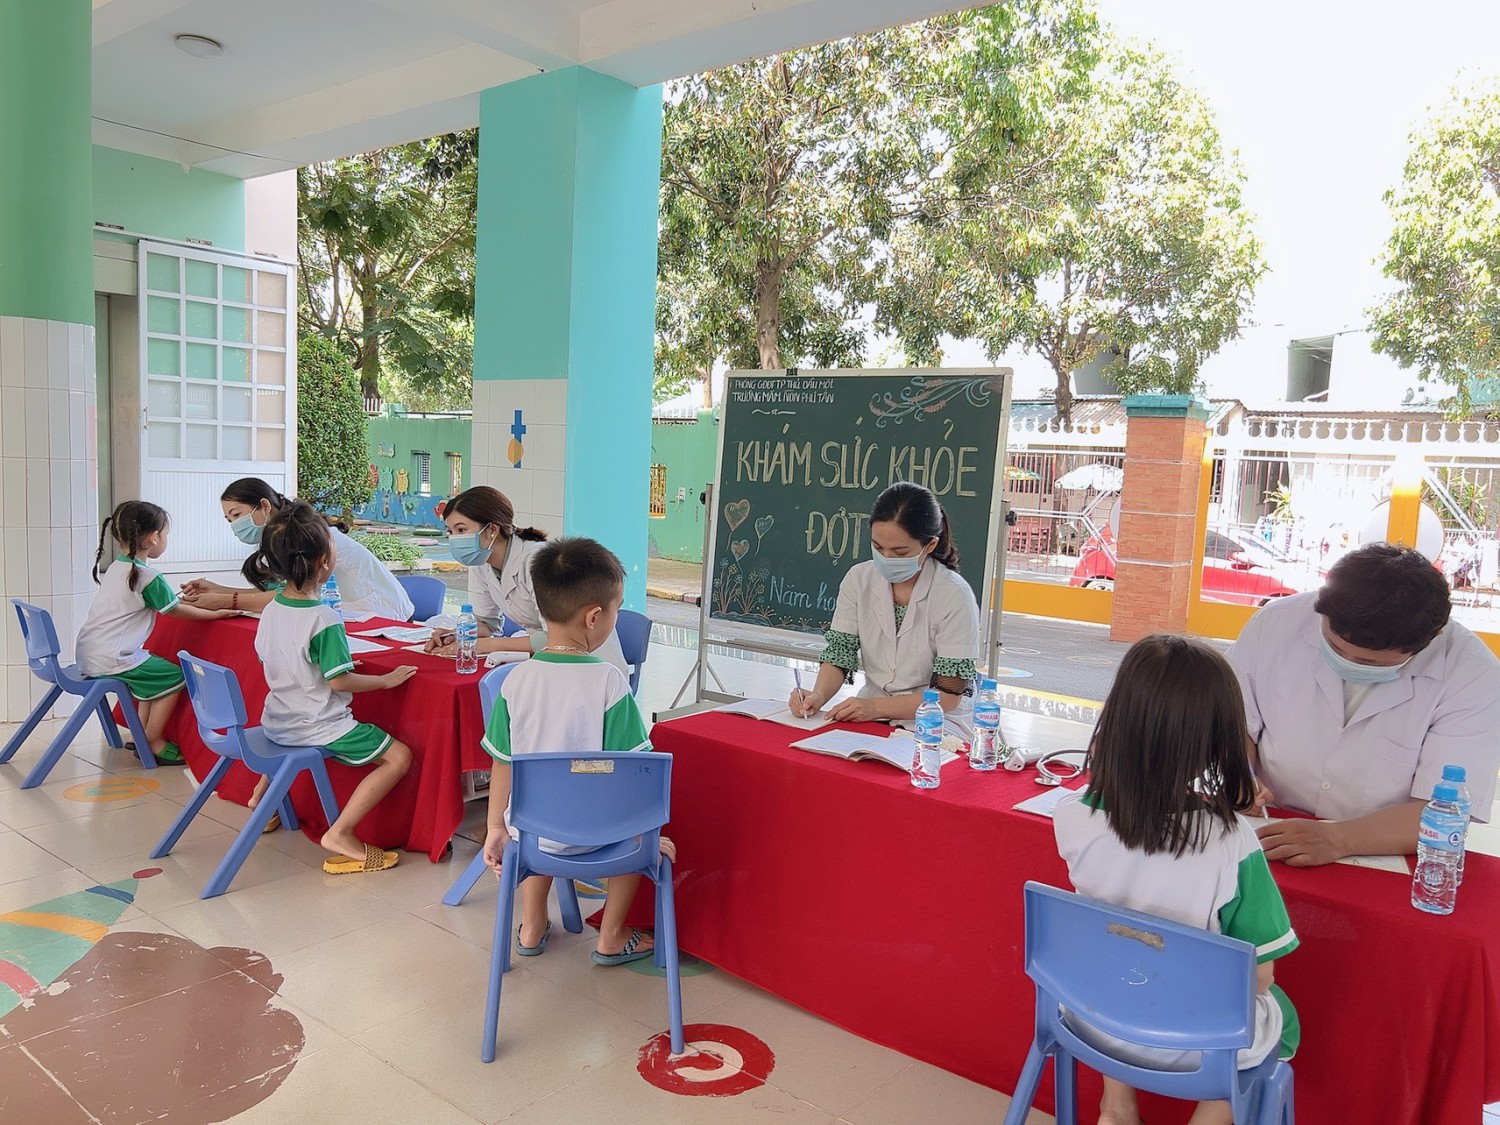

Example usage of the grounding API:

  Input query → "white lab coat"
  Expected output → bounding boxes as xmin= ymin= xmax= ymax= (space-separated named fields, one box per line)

xmin=465 ymin=536 xmax=630 ymax=680
xmin=828 ymin=557 xmax=982 ymax=736
xmin=328 ymin=528 xmax=415 ymax=621
xmin=1228 ymin=592 xmax=1500 ymax=822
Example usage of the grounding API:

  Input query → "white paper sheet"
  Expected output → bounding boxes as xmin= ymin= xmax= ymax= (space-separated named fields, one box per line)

xmin=1013 ymin=786 xmax=1084 ymax=818
xmin=345 ymin=636 xmax=393 ymax=655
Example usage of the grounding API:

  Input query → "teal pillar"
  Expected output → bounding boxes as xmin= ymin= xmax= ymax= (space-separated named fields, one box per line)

xmin=471 ymin=68 xmax=663 ymax=608
xmin=0 ymin=0 xmax=92 ymax=325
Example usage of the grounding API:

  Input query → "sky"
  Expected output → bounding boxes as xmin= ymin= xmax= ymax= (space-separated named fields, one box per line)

xmin=946 ymin=0 xmax=1500 ymax=407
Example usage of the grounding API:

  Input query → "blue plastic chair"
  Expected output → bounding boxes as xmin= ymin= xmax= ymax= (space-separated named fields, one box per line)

xmin=614 ymin=608 xmax=651 ymax=694
xmin=0 ymin=599 xmax=156 ymax=788
xmin=397 ymin=574 xmax=446 ymax=621
xmin=149 ymin=652 xmax=342 ymax=899
xmin=497 ymin=615 xmax=526 ymax=637
xmin=482 ymin=749 xmax=682 ymax=1061
xmin=440 ymin=664 xmax=583 ymax=930
xmin=1003 ymin=882 xmax=1295 ymax=1125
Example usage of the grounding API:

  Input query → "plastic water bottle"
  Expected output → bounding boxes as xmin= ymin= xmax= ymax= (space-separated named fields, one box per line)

xmin=455 ymin=604 xmax=480 ymax=675
xmin=1443 ymin=763 xmax=1473 ymax=885
xmin=1412 ymin=781 xmax=1466 ymax=915
xmin=970 ymin=678 xmax=1002 ymax=771
xmin=321 ymin=574 xmax=342 ymax=619
xmin=911 ymin=689 xmax=944 ymax=789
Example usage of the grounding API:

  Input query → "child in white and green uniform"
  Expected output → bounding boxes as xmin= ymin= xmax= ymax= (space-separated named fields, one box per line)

xmin=250 ymin=501 xmax=418 ymax=875
xmin=78 ymin=501 xmax=231 ymax=763
xmin=1051 ymin=634 xmax=1300 ymax=1125
xmin=480 ymin=536 xmax=674 ymax=967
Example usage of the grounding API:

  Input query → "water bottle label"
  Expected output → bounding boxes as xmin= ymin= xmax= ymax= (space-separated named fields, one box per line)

xmin=1418 ymin=819 xmax=1463 ymax=852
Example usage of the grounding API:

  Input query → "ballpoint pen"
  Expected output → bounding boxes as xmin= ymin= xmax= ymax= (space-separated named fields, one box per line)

xmin=793 ymin=667 xmax=806 ymax=715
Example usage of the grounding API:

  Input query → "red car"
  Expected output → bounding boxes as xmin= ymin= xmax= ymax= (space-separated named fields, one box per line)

xmin=1070 ymin=527 xmax=1321 ymax=607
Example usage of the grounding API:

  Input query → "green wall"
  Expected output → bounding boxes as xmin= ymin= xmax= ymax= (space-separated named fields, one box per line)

xmin=93 ymin=146 xmax=246 ymax=251
xmin=355 ymin=414 xmax=472 ymax=528
xmin=649 ymin=411 xmax=718 ymax=562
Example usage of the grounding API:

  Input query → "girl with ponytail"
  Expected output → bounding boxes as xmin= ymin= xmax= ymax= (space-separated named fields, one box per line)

xmin=77 ymin=501 xmax=232 ymax=764
xmin=788 ymin=481 xmax=982 ymax=738
xmin=180 ymin=477 xmax=413 ymax=621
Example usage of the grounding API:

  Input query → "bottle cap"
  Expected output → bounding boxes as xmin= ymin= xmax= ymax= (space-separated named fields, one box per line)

xmin=1442 ymin=764 xmax=1468 ymax=783
xmin=1433 ymin=782 xmax=1459 ymax=803
xmin=981 ymin=678 xmax=998 ymax=691
xmin=922 ymin=689 xmax=940 ymax=703
xmin=461 ymin=604 xmax=473 ymax=613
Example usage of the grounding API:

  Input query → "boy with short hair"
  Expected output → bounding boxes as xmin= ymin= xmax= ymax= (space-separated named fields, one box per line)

xmin=480 ymin=536 xmax=674 ymax=965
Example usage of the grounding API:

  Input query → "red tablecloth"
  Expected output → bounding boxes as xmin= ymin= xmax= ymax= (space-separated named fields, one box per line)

xmin=651 ymin=712 xmax=1500 ymax=1125
xmin=143 ymin=615 xmax=488 ymax=861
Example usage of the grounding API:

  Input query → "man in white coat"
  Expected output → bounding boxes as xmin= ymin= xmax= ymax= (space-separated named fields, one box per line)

xmin=1228 ymin=542 xmax=1500 ymax=866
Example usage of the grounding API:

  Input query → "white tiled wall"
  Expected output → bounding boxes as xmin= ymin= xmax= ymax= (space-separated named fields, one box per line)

xmin=471 ymin=378 xmax=568 ymax=536
xmin=0 ymin=314 xmax=99 ymax=722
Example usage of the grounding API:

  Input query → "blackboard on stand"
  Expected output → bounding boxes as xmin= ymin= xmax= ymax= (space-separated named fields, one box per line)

xmin=671 ymin=369 xmax=1013 ymax=711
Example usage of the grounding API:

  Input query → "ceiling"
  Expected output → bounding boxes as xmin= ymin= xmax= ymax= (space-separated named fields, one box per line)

xmin=92 ymin=0 xmax=982 ymax=178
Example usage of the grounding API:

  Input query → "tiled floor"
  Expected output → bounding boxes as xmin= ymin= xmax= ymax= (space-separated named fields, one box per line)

xmin=0 ymin=641 xmax=1056 ymax=1124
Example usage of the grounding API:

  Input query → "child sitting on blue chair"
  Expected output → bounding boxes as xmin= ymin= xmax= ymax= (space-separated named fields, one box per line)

xmin=1052 ymin=634 xmax=1300 ymax=1125
xmin=247 ymin=501 xmax=418 ymax=875
xmin=78 ymin=501 xmax=233 ymax=764
xmin=480 ymin=536 xmax=674 ymax=965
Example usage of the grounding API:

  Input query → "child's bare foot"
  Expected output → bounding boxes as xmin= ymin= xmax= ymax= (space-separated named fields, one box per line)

xmin=518 ymin=918 xmax=550 ymax=949
xmin=247 ymin=776 xmax=270 ymax=810
xmin=319 ymin=829 xmax=366 ymax=863
xmin=592 ymin=927 xmax=655 ymax=965
xmin=1099 ymin=1113 xmax=1144 ymax=1125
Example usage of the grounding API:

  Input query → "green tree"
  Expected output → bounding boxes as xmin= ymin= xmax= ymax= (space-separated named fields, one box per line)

xmin=653 ymin=2 xmax=1099 ymax=403
xmin=1370 ymin=73 xmax=1500 ymax=416
xmin=886 ymin=35 xmax=1264 ymax=422
xmin=298 ymin=130 xmax=477 ymax=408
xmin=297 ymin=334 xmax=371 ymax=518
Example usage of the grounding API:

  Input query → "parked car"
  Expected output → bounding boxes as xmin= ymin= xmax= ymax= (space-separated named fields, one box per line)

xmin=1070 ymin=526 xmax=1323 ymax=607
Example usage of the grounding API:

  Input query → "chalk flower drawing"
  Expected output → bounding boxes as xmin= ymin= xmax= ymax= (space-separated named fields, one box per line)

xmin=868 ymin=376 xmax=1002 ymax=428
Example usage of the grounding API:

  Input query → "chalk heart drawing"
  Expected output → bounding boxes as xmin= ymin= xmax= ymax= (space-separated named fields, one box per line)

xmin=754 ymin=515 xmax=774 ymax=539
xmin=730 ymin=540 xmax=749 ymax=562
xmin=724 ymin=499 xmax=751 ymax=532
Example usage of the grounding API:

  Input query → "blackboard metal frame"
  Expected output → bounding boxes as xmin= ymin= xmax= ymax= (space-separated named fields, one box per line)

xmin=668 ymin=368 xmax=1013 ymax=712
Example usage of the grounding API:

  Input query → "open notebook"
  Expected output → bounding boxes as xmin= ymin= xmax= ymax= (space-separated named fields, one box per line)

xmin=790 ymin=729 xmax=960 ymax=771
xmin=712 ymin=698 xmax=835 ymax=732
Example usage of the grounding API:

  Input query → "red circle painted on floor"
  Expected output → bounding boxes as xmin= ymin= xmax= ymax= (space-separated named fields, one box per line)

xmin=132 ymin=868 xmax=163 ymax=879
xmin=636 ymin=1023 xmax=775 ymax=1097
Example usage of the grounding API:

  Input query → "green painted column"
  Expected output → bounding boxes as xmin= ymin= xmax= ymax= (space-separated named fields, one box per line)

xmin=471 ymin=68 xmax=663 ymax=607
xmin=0 ymin=0 xmax=93 ymax=325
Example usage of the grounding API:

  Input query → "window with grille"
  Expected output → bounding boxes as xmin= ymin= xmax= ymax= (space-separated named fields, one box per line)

xmin=415 ymin=451 xmax=431 ymax=496
xmin=448 ymin=452 xmax=463 ymax=495
xmin=649 ymin=464 xmax=667 ymax=518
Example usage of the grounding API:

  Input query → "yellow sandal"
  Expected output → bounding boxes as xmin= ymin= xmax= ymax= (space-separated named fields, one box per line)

xmin=322 ymin=843 xmax=399 ymax=875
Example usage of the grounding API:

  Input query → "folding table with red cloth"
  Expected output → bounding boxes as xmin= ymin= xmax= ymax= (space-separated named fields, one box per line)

xmin=138 ymin=613 xmax=488 ymax=861
xmin=648 ymin=711 xmax=1500 ymax=1125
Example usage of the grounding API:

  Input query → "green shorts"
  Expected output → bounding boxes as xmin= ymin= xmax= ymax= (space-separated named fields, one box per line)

xmin=111 ymin=655 xmax=185 ymax=702
xmin=325 ymin=723 xmax=394 ymax=766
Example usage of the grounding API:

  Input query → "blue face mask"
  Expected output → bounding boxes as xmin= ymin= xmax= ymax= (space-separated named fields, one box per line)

xmin=871 ymin=548 xmax=927 ymax=585
xmin=230 ymin=513 xmax=263 ymax=545
xmin=1318 ymin=633 xmax=1409 ymax=685
xmin=449 ymin=528 xmax=494 ymax=567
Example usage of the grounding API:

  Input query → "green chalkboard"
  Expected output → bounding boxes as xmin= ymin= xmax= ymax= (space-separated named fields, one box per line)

xmin=708 ymin=370 xmax=1010 ymax=635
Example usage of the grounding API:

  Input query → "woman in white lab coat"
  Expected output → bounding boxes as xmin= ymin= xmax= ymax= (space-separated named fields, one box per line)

xmin=789 ymin=482 xmax=981 ymax=736
xmin=425 ymin=485 xmax=630 ymax=677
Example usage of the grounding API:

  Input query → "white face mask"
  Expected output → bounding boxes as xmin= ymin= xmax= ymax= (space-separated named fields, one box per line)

xmin=870 ymin=548 xmax=927 ymax=585
xmin=1318 ymin=633 xmax=1410 ymax=685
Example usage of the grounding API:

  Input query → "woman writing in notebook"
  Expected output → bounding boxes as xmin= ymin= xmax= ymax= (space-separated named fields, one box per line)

xmin=788 ymin=482 xmax=981 ymax=738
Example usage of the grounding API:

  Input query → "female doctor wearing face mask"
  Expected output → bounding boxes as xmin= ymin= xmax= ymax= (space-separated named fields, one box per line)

xmin=788 ymin=482 xmax=981 ymax=736
xmin=424 ymin=486 xmax=631 ymax=678
xmin=180 ymin=478 xmax=414 ymax=620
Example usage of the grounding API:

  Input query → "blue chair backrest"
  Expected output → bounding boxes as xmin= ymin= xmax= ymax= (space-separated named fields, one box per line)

xmin=397 ymin=575 xmax=446 ymax=621
xmin=614 ymin=609 xmax=650 ymax=692
xmin=177 ymin=650 xmax=253 ymax=763
xmin=477 ymin=662 xmax=517 ymax=725
xmin=510 ymin=750 xmax=671 ymax=850
xmin=1023 ymin=881 xmax=1257 ymax=1068
xmin=12 ymin=599 xmax=63 ymax=678
xmin=497 ymin=615 xmax=526 ymax=637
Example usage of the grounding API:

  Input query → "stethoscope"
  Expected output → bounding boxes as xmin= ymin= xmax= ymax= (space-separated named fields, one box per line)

xmin=1004 ymin=747 xmax=1088 ymax=786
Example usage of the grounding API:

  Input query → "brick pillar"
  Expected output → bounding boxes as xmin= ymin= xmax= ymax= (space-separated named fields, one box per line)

xmin=1110 ymin=394 xmax=1211 ymax=643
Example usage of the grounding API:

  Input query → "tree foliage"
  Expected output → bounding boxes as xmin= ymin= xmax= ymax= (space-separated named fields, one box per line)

xmin=1370 ymin=73 xmax=1500 ymax=417
xmin=885 ymin=34 xmax=1265 ymax=421
xmin=298 ymin=131 xmax=477 ymax=408
xmin=296 ymin=334 xmax=371 ymax=516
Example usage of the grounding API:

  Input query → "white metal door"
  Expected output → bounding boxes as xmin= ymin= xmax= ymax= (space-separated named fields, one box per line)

xmin=137 ymin=242 xmax=296 ymax=569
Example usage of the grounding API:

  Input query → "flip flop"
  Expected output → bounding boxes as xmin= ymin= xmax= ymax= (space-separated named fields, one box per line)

xmin=322 ymin=844 xmax=399 ymax=875
xmin=260 ymin=812 xmax=282 ymax=835
xmin=515 ymin=920 xmax=552 ymax=956
xmin=591 ymin=929 xmax=654 ymax=966
xmin=130 ymin=742 xmax=185 ymax=765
